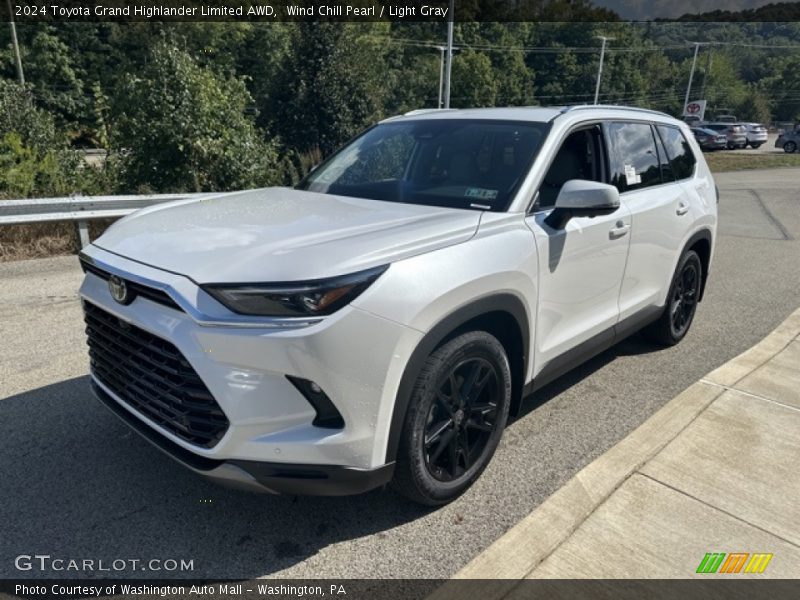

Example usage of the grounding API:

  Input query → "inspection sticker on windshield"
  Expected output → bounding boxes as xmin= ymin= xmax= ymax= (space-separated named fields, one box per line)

xmin=465 ymin=187 xmax=498 ymax=200
xmin=624 ymin=164 xmax=641 ymax=186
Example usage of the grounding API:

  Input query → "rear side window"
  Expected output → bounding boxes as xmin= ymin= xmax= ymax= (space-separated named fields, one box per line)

xmin=656 ymin=125 xmax=697 ymax=181
xmin=605 ymin=122 xmax=662 ymax=193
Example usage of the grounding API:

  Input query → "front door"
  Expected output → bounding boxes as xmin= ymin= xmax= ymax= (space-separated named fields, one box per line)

xmin=526 ymin=125 xmax=631 ymax=380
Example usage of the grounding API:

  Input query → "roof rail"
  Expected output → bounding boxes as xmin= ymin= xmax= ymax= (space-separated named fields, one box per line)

xmin=403 ymin=108 xmax=459 ymax=116
xmin=557 ymin=104 xmax=672 ymax=118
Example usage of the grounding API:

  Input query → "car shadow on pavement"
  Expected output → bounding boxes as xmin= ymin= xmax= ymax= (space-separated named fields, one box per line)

xmin=514 ymin=332 xmax=664 ymax=421
xmin=0 ymin=376 xmax=431 ymax=579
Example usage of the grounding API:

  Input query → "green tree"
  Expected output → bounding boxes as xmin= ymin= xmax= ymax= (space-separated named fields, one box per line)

xmin=112 ymin=42 xmax=280 ymax=193
xmin=450 ymin=50 xmax=499 ymax=107
xmin=768 ymin=57 xmax=800 ymax=121
xmin=22 ymin=28 xmax=86 ymax=130
xmin=0 ymin=80 xmax=82 ymax=198
xmin=271 ymin=23 xmax=388 ymax=155
xmin=735 ymin=87 xmax=772 ymax=123
xmin=0 ymin=79 xmax=61 ymax=150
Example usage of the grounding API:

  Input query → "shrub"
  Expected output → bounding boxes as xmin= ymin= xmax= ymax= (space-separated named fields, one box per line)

xmin=111 ymin=42 xmax=282 ymax=193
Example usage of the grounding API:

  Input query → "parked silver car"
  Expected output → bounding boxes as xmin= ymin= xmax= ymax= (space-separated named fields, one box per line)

xmin=743 ymin=123 xmax=768 ymax=149
xmin=775 ymin=129 xmax=800 ymax=153
xmin=703 ymin=123 xmax=747 ymax=149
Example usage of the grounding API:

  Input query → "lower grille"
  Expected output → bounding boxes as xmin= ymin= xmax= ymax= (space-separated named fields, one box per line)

xmin=84 ymin=301 xmax=229 ymax=448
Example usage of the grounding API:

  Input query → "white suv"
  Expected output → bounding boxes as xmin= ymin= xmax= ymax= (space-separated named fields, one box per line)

xmin=79 ymin=105 xmax=717 ymax=505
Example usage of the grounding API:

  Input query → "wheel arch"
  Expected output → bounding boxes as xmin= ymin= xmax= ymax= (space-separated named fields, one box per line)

xmin=684 ymin=228 xmax=713 ymax=302
xmin=384 ymin=293 xmax=530 ymax=464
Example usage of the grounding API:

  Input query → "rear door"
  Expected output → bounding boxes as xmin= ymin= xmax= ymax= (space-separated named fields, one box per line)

xmin=608 ymin=122 xmax=694 ymax=322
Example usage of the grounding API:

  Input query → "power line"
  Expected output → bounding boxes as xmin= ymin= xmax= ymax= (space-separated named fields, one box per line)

xmin=368 ymin=36 xmax=800 ymax=54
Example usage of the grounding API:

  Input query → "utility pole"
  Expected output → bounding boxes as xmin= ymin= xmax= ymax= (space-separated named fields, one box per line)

xmin=436 ymin=46 xmax=447 ymax=108
xmin=683 ymin=42 xmax=702 ymax=115
xmin=7 ymin=0 xmax=25 ymax=84
xmin=593 ymin=36 xmax=614 ymax=105
xmin=443 ymin=0 xmax=454 ymax=109
xmin=699 ymin=45 xmax=713 ymax=100
xmin=435 ymin=45 xmax=459 ymax=109
xmin=436 ymin=46 xmax=445 ymax=108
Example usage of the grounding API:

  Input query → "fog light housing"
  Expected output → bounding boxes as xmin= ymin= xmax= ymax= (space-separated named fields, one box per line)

xmin=286 ymin=376 xmax=345 ymax=429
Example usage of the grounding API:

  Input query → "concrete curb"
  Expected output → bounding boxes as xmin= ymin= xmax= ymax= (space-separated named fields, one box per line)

xmin=429 ymin=306 xmax=800 ymax=598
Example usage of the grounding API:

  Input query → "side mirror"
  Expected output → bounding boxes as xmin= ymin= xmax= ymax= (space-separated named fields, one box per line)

xmin=544 ymin=179 xmax=620 ymax=229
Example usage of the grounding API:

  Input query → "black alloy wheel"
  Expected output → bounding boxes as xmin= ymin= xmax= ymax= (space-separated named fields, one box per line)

xmin=423 ymin=357 xmax=500 ymax=482
xmin=647 ymin=250 xmax=703 ymax=346
xmin=392 ymin=330 xmax=511 ymax=505
xmin=670 ymin=259 xmax=699 ymax=339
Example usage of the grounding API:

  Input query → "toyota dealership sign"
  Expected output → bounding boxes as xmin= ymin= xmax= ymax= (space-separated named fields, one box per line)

xmin=683 ymin=99 xmax=707 ymax=121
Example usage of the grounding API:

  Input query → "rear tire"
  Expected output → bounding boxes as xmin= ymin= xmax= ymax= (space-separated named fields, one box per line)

xmin=647 ymin=250 xmax=703 ymax=347
xmin=785 ymin=141 xmax=798 ymax=153
xmin=392 ymin=331 xmax=511 ymax=506
xmin=750 ymin=143 xmax=762 ymax=149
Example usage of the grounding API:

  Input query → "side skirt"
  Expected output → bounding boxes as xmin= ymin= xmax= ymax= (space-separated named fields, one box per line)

xmin=523 ymin=305 xmax=663 ymax=397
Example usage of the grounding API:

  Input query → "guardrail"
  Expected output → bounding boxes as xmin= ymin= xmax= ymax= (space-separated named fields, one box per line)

xmin=0 ymin=193 xmax=215 ymax=247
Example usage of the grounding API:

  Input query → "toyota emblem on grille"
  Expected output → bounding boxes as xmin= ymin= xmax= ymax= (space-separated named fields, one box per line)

xmin=108 ymin=275 xmax=132 ymax=305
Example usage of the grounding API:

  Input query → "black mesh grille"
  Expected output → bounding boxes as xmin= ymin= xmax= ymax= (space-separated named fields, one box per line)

xmin=84 ymin=301 xmax=229 ymax=448
xmin=80 ymin=259 xmax=182 ymax=312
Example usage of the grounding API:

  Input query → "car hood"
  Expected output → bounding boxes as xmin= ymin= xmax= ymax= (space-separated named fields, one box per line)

xmin=94 ymin=187 xmax=481 ymax=283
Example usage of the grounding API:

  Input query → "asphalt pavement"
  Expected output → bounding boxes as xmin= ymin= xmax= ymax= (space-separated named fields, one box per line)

xmin=435 ymin=306 xmax=800 ymax=590
xmin=1 ymin=168 xmax=799 ymax=580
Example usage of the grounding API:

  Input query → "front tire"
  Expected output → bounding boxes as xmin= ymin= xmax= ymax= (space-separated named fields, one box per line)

xmin=392 ymin=331 xmax=512 ymax=505
xmin=647 ymin=250 xmax=703 ymax=346
xmin=785 ymin=141 xmax=798 ymax=153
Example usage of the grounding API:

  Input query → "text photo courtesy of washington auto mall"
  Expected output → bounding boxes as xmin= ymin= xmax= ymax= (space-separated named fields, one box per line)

xmin=2 ymin=0 xmax=800 ymax=599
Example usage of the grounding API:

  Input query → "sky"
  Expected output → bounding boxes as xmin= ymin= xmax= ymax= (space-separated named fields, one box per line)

xmin=593 ymin=0 xmax=791 ymax=19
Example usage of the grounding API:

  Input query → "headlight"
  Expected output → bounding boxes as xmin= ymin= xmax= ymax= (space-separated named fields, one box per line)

xmin=202 ymin=265 xmax=388 ymax=317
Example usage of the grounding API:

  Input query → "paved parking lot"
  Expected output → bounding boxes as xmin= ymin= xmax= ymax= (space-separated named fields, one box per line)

xmin=1 ymin=168 xmax=799 ymax=580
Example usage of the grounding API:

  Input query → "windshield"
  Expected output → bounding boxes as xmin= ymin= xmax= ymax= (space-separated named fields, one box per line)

xmin=297 ymin=119 xmax=550 ymax=212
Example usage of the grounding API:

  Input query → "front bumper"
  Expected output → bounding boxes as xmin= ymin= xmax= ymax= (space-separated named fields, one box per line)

xmin=80 ymin=245 xmax=423 ymax=494
xmin=93 ymin=381 xmax=394 ymax=494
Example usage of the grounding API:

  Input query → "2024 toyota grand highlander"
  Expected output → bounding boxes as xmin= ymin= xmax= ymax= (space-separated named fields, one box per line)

xmin=80 ymin=105 xmax=717 ymax=505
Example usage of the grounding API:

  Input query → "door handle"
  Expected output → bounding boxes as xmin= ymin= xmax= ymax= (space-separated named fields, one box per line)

xmin=609 ymin=221 xmax=630 ymax=239
xmin=676 ymin=202 xmax=690 ymax=216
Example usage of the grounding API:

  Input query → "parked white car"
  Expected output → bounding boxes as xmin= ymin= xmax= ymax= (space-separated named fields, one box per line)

xmin=743 ymin=123 xmax=768 ymax=148
xmin=79 ymin=105 xmax=718 ymax=505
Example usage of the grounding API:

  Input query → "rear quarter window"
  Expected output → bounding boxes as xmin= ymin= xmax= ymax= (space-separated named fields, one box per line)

xmin=656 ymin=125 xmax=697 ymax=181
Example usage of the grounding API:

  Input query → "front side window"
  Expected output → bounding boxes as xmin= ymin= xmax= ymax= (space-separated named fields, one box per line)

xmin=605 ymin=122 xmax=662 ymax=193
xmin=538 ymin=126 xmax=605 ymax=209
xmin=298 ymin=119 xmax=549 ymax=212
xmin=656 ymin=125 xmax=697 ymax=180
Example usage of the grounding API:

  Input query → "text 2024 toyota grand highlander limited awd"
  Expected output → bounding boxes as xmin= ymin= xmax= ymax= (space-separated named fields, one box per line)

xmin=80 ymin=105 xmax=717 ymax=505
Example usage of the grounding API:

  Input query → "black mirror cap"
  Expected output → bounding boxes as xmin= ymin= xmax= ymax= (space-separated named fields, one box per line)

xmin=544 ymin=203 xmax=618 ymax=230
